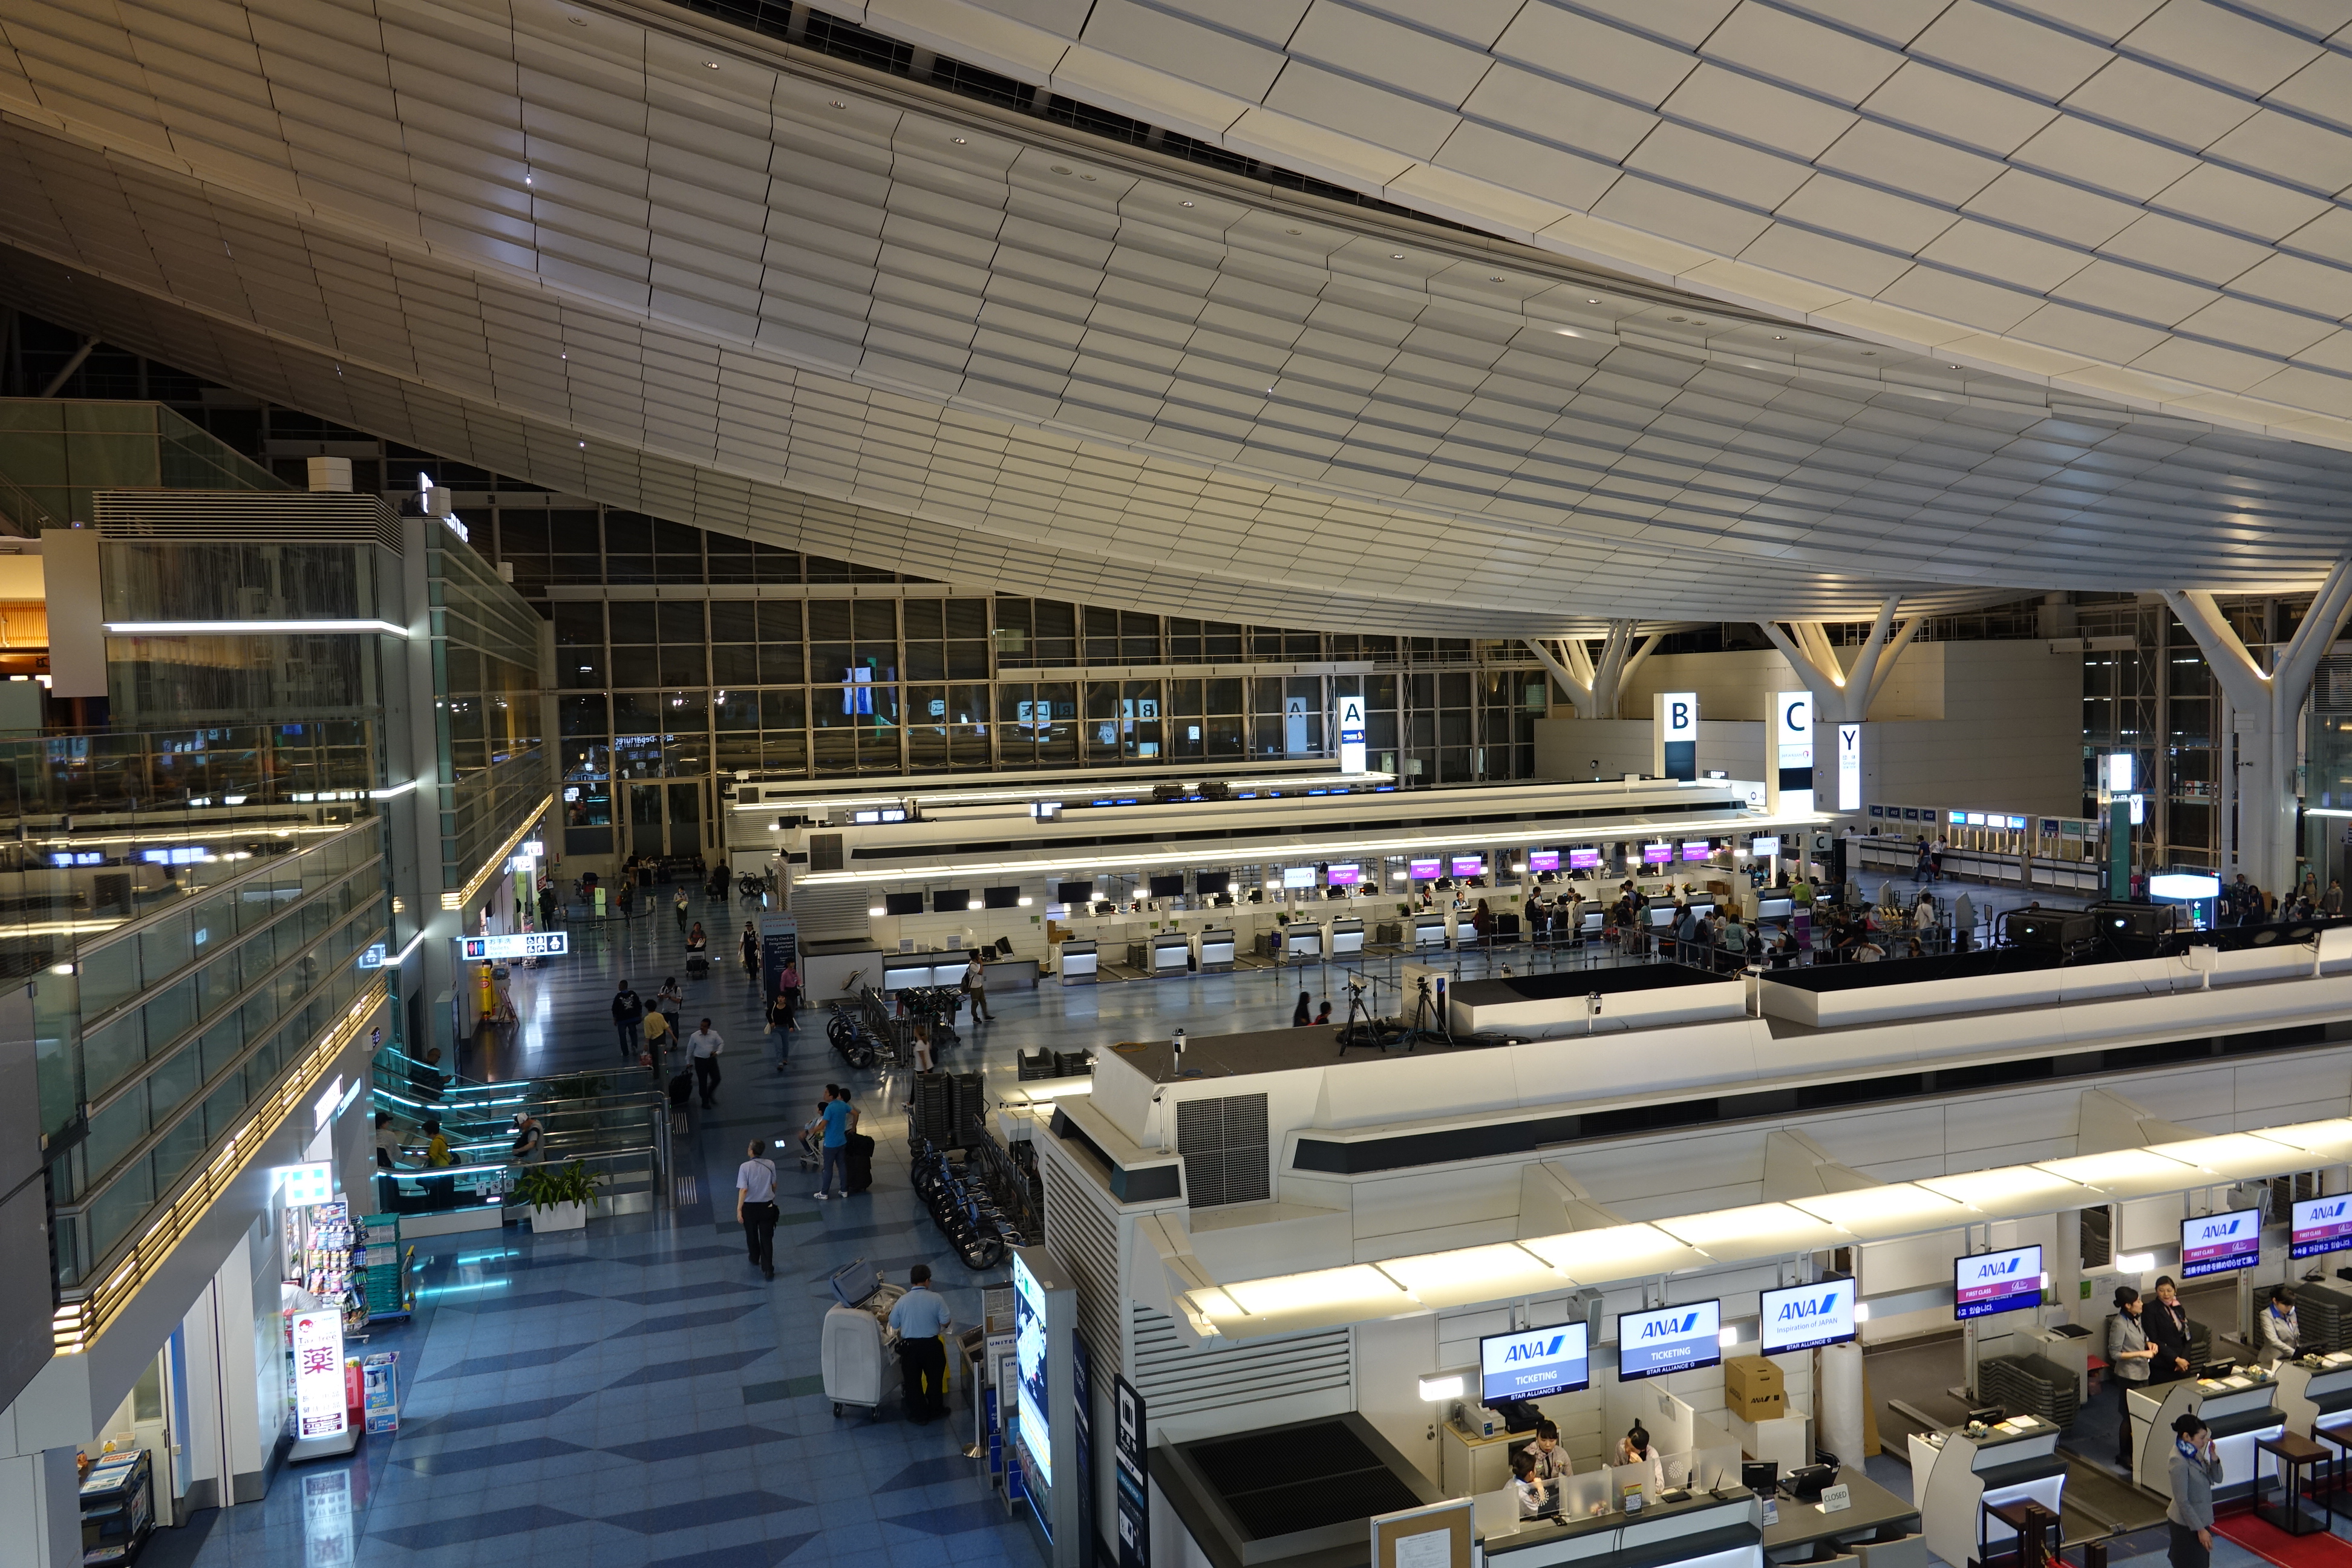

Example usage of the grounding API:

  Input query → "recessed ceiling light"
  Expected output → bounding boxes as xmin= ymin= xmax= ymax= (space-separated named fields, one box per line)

xmin=828 ymin=99 xmax=846 ymax=109
xmin=1669 ymin=315 xmax=1685 ymax=322
xmin=704 ymin=60 xmax=719 ymax=70
xmin=952 ymin=137 xmax=967 ymax=145
xmin=1079 ymin=174 xmax=1096 ymax=181
xmin=1391 ymin=252 xmax=1406 ymax=259
xmin=1489 ymin=274 xmax=1504 ymax=282
xmin=1051 ymin=165 xmax=1071 ymax=175
xmin=1181 ymin=200 xmax=1194 ymax=207
xmin=567 ymin=13 xmax=586 ymax=22
xmin=1587 ymin=296 xmax=1600 ymax=304
xmin=1949 ymin=363 xmax=1961 ymax=369
xmin=1286 ymin=227 xmax=1302 ymax=235
xmin=578 ymin=441 xmax=586 ymax=448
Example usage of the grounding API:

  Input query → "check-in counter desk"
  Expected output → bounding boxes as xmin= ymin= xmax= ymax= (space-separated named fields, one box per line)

xmin=1283 ymin=923 xmax=1324 ymax=961
xmin=2275 ymin=1351 xmax=2352 ymax=1439
xmin=1329 ymin=918 xmax=1364 ymax=957
xmin=1910 ymin=1419 xmax=2063 ymax=1568
xmin=1149 ymin=932 xmax=1192 ymax=976
xmin=1482 ymin=1486 xmax=1761 ymax=1568
xmin=1198 ymin=927 xmax=1236 ymax=972
xmin=1057 ymin=938 xmax=1097 ymax=984
xmin=1759 ymin=1469 xmax=1918 ymax=1564
xmin=2130 ymin=1371 xmax=2283 ymax=1496
xmin=1413 ymin=912 xmax=1450 ymax=948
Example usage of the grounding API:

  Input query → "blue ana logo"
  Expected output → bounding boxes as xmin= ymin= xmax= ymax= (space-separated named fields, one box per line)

xmin=1501 ymin=1335 xmax=1566 ymax=1364
xmin=1973 ymin=1256 xmax=2022 ymax=1279
xmin=1640 ymin=1312 xmax=1700 ymax=1340
xmin=2196 ymin=1218 xmax=2246 ymax=1241
xmin=2314 ymin=1201 xmax=2349 ymax=1221
xmin=1777 ymin=1293 xmax=1843 ymax=1322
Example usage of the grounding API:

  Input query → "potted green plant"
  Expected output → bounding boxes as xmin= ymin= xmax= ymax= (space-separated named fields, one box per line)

xmin=513 ymin=1159 xmax=603 ymax=1232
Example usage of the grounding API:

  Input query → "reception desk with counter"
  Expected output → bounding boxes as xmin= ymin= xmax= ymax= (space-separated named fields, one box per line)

xmin=2129 ymin=1371 xmax=2284 ymax=1497
xmin=1479 ymin=1488 xmax=1760 ymax=1568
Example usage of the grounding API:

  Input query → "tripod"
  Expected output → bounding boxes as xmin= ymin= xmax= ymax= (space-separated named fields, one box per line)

xmin=1393 ymin=973 xmax=1452 ymax=1052
xmin=1334 ymin=974 xmax=1385 ymax=1054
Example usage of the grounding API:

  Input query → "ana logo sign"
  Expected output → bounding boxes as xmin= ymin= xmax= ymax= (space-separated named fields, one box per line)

xmin=1976 ymin=1254 xmax=2022 ymax=1277
xmin=1502 ymin=1334 xmax=1567 ymax=1362
xmin=1640 ymin=1312 xmax=1700 ymax=1339
xmin=1777 ymin=1295 xmax=1840 ymax=1322
xmin=2194 ymin=1217 xmax=2247 ymax=1241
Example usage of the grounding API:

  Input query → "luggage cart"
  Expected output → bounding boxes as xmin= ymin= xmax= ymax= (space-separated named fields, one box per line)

xmin=822 ymin=1258 xmax=907 ymax=1419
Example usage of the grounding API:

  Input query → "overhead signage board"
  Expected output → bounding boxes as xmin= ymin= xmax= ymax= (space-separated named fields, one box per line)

xmin=1618 ymin=1300 xmax=1722 ymax=1382
xmin=1835 ymin=723 xmax=1862 ymax=812
xmin=1771 ymin=691 xmax=1814 ymax=814
xmin=457 ymin=932 xmax=569 ymax=961
xmin=1760 ymin=1278 xmax=1857 ymax=1354
xmin=1954 ymin=1245 xmax=2042 ymax=1319
xmin=1336 ymin=694 xmax=1367 ymax=775
xmin=1654 ymin=692 xmax=1698 ymax=782
xmin=2293 ymin=1196 xmax=2352 ymax=1259
xmin=2180 ymin=1208 xmax=2261 ymax=1279
xmin=1479 ymin=1321 xmax=1591 ymax=1403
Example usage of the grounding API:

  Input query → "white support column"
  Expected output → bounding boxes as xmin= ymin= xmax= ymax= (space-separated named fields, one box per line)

xmin=2164 ymin=565 xmax=2352 ymax=892
xmin=1524 ymin=622 xmax=1654 ymax=720
xmin=1756 ymin=599 xmax=1922 ymax=725
xmin=0 ymin=1446 xmax=80 ymax=1568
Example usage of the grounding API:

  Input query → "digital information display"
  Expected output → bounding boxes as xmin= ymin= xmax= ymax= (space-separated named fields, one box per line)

xmin=1013 ymin=1251 xmax=1052 ymax=1489
xmin=1618 ymin=1299 xmax=1722 ymax=1382
xmin=1955 ymin=1245 xmax=2043 ymax=1319
xmin=457 ymin=931 xmax=569 ymax=961
xmin=1642 ymin=843 xmax=1673 ymax=864
xmin=291 ymin=1309 xmax=347 ymax=1439
xmin=1526 ymin=850 xmax=1560 ymax=873
xmin=1569 ymin=848 xmax=1602 ymax=869
xmin=1749 ymin=836 xmax=1781 ymax=857
xmin=1479 ymin=1321 xmax=1590 ymax=1405
xmin=1326 ymin=864 xmax=1361 ymax=887
xmin=1760 ymin=1278 xmax=1857 ymax=1354
xmin=1408 ymin=858 xmax=1440 ymax=879
xmin=1681 ymin=841 xmax=1713 ymax=861
xmin=1451 ymin=856 xmax=1485 ymax=877
xmin=2181 ymin=1208 xmax=2262 ymax=1279
xmin=2295 ymin=1195 xmax=2352 ymax=1259
xmin=1281 ymin=866 xmax=1315 ymax=889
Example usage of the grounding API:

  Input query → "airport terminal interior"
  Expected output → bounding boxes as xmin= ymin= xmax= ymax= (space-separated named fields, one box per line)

xmin=26 ymin=5 xmax=2352 ymax=1568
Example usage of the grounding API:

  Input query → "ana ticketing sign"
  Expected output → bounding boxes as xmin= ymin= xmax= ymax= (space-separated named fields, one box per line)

xmin=1617 ymin=1300 xmax=1721 ymax=1382
xmin=291 ymin=1308 xmax=347 ymax=1440
xmin=457 ymin=932 xmax=569 ymax=961
xmin=2293 ymin=1195 xmax=2352 ymax=1259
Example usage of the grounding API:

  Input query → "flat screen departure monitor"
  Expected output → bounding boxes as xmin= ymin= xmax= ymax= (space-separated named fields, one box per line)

xmin=1195 ymin=870 xmax=1231 ymax=895
xmin=932 ymin=889 xmax=969 ymax=914
xmin=1326 ymin=864 xmax=1361 ymax=887
xmin=2295 ymin=1195 xmax=2352 ymax=1259
xmin=983 ymin=886 xmax=1021 ymax=910
xmin=1681 ymin=841 xmax=1713 ymax=861
xmin=1408 ymin=858 xmax=1441 ymax=879
xmin=883 ymin=892 xmax=924 ymax=916
xmin=1953 ymin=1245 xmax=2043 ymax=1320
xmin=1479 ymin=1321 xmax=1590 ymax=1405
xmin=1642 ymin=843 xmax=1673 ymax=865
xmin=1760 ymin=1278 xmax=1857 ymax=1354
xmin=1450 ymin=856 xmax=1483 ymax=878
xmin=1056 ymin=880 xmax=1094 ymax=906
xmin=2181 ymin=1208 xmax=2262 ymax=1279
xmin=1617 ymin=1300 xmax=1721 ymax=1383
xmin=1148 ymin=874 xmax=1184 ymax=898
xmin=1282 ymin=866 xmax=1315 ymax=890
xmin=1526 ymin=850 xmax=1560 ymax=873
xmin=1569 ymin=848 xmax=1601 ymax=870
xmin=1750 ymin=836 xmax=1782 ymax=857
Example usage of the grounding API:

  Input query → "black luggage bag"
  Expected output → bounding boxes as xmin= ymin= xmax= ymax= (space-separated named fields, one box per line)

xmin=844 ymin=1131 xmax=875 ymax=1194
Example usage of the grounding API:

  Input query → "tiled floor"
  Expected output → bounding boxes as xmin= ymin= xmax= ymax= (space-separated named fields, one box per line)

xmin=155 ymin=871 xmax=2117 ymax=1568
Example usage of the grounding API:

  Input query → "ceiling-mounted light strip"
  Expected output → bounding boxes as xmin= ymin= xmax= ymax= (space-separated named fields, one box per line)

xmin=105 ymin=619 xmax=410 ymax=637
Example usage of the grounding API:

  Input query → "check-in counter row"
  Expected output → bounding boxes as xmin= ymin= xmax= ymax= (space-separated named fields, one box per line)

xmin=1054 ymin=921 xmax=1365 ymax=979
xmin=1480 ymin=1486 xmax=1762 ymax=1568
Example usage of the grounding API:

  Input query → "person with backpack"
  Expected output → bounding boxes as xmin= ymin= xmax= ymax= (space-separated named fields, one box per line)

xmin=736 ymin=1138 xmax=780 ymax=1280
xmin=611 ymin=981 xmax=644 ymax=1060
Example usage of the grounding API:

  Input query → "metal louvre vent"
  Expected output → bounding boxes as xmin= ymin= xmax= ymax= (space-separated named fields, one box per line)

xmin=808 ymin=832 xmax=844 ymax=872
xmin=2325 ymin=656 xmax=2352 ymax=711
xmin=1040 ymin=1153 xmax=1123 ymax=1378
xmin=1130 ymin=1305 xmax=1350 ymax=1420
xmin=1176 ymin=1093 xmax=1269 ymax=1208
xmin=93 ymin=491 xmax=404 ymax=551
xmin=782 ymin=881 xmax=869 ymax=942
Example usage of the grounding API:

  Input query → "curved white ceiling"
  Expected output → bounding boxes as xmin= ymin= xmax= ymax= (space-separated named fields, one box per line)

xmin=840 ymin=0 xmax=2352 ymax=449
xmin=0 ymin=0 xmax=2349 ymax=625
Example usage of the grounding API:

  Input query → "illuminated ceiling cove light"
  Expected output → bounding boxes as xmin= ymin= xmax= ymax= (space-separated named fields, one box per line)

xmin=105 ymin=619 xmax=410 ymax=637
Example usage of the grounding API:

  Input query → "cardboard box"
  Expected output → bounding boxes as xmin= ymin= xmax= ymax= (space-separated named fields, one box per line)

xmin=1725 ymin=1356 xmax=1786 ymax=1420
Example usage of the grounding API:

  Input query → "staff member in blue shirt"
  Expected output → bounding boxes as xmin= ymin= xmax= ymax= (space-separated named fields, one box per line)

xmin=887 ymin=1264 xmax=954 ymax=1422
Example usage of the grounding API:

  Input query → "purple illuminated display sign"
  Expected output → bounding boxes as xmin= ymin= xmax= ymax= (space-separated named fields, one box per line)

xmin=1527 ymin=851 xmax=1560 ymax=873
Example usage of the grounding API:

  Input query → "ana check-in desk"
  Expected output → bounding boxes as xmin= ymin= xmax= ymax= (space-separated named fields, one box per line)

xmin=2275 ymin=1352 xmax=2352 ymax=1437
xmin=2130 ymin=1371 xmax=2284 ymax=1497
xmin=1057 ymin=938 xmax=1098 ymax=982
xmin=1199 ymin=927 xmax=1238 ymax=972
xmin=1759 ymin=1470 xmax=1918 ymax=1563
xmin=1481 ymin=1488 xmax=1760 ymax=1568
xmin=1909 ymin=1417 xmax=2063 ymax=1568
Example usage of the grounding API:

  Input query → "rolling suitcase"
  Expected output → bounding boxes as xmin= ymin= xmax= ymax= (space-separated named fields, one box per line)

xmin=822 ymin=1259 xmax=904 ymax=1417
xmin=666 ymin=1069 xmax=693 ymax=1111
xmin=843 ymin=1131 xmax=875 ymax=1194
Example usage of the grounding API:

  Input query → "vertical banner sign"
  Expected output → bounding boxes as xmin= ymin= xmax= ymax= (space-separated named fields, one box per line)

xmin=1835 ymin=723 xmax=1862 ymax=812
xmin=291 ymin=1310 xmax=347 ymax=1439
xmin=1335 ymin=694 xmax=1367 ymax=775
xmin=1115 ymin=1375 xmax=1150 ymax=1568
xmin=1073 ymin=1336 xmax=1096 ymax=1568
xmin=1653 ymin=691 xmax=1698 ymax=782
xmin=1771 ymin=691 xmax=1814 ymax=815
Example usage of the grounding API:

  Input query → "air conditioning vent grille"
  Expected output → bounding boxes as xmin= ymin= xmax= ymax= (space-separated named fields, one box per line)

xmin=1130 ymin=1305 xmax=1350 ymax=1419
xmin=1176 ymin=1093 xmax=1269 ymax=1208
xmin=1042 ymin=1152 xmax=1122 ymax=1376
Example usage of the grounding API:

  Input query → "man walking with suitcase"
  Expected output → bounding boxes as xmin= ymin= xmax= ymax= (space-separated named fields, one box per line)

xmin=887 ymin=1265 xmax=953 ymax=1422
xmin=686 ymin=1018 xmax=724 ymax=1108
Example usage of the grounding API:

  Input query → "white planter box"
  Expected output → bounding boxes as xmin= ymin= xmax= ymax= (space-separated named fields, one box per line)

xmin=532 ymin=1200 xmax=588 ymax=1232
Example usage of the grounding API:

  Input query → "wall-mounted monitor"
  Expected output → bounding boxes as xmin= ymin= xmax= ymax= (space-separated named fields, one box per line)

xmin=1278 ymin=866 xmax=1313 ymax=890
xmin=1642 ymin=843 xmax=1673 ymax=865
xmin=2294 ymin=1196 xmax=2352 ymax=1259
xmin=1749 ymin=836 xmax=1782 ymax=857
xmin=932 ymin=889 xmax=969 ymax=914
xmin=1408 ymin=858 xmax=1441 ymax=879
xmin=2180 ymin=1209 xmax=2262 ymax=1279
xmin=1680 ymin=841 xmax=1713 ymax=861
xmin=883 ymin=892 xmax=924 ymax=916
xmin=983 ymin=886 xmax=1022 ymax=910
xmin=1760 ymin=1278 xmax=1857 ymax=1354
xmin=1617 ymin=1300 xmax=1721 ymax=1382
xmin=1326 ymin=864 xmax=1361 ymax=887
xmin=1954 ymin=1245 xmax=2043 ymax=1320
xmin=1056 ymin=880 xmax=1094 ymax=905
xmin=1195 ymin=870 xmax=1232 ymax=895
xmin=1451 ymin=856 xmax=1485 ymax=877
xmin=1479 ymin=1321 xmax=1590 ymax=1406
xmin=1148 ymin=874 xmax=1184 ymax=898
xmin=1526 ymin=850 xmax=1560 ymax=873
xmin=1568 ymin=848 xmax=1601 ymax=870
